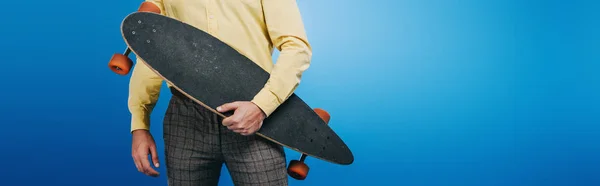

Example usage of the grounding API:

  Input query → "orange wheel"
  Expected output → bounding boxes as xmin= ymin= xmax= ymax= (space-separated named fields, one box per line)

xmin=108 ymin=53 xmax=133 ymax=75
xmin=314 ymin=108 xmax=330 ymax=124
xmin=287 ymin=160 xmax=309 ymax=180
xmin=138 ymin=2 xmax=161 ymax=13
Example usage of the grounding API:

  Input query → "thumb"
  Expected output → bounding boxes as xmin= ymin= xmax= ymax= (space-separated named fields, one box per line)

xmin=150 ymin=145 xmax=160 ymax=168
xmin=217 ymin=102 xmax=241 ymax=113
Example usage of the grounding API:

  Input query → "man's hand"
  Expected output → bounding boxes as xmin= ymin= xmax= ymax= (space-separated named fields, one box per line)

xmin=217 ymin=101 xmax=266 ymax=136
xmin=131 ymin=130 xmax=160 ymax=177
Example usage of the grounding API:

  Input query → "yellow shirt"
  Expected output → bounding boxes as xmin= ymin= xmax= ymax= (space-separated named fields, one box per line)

xmin=128 ymin=0 xmax=312 ymax=132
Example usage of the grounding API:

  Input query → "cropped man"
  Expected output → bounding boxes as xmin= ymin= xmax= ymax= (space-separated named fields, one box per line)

xmin=127 ymin=0 xmax=312 ymax=185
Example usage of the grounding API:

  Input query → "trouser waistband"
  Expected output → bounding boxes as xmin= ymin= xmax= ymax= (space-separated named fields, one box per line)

xmin=169 ymin=86 xmax=188 ymax=100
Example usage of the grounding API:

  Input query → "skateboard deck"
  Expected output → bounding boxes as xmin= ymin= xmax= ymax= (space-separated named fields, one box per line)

xmin=119 ymin=12 xmax=353 ymax=165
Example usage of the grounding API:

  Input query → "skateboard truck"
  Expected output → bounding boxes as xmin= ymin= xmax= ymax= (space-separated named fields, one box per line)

xmin=287 ymin=108 xmax=331 ymax=180
xmin=108 ymin=2 xmax=161 ymax=75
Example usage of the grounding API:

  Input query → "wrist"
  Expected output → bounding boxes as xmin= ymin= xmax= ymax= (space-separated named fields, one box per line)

xmin=131 ymin=129 xmax=149 ymax=135
xmin=251 ymin=88 xmax=280 ymax=117
xmin=251 ymin=102 xmax=267 ymax=118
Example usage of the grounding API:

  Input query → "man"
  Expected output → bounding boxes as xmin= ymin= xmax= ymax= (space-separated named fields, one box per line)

xmin=127 ymin=0 xmax=312 ymax=185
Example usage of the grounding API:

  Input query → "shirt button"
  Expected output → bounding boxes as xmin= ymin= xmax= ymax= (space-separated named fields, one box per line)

xmin=209 ymin=15 xmax=214 ymax=19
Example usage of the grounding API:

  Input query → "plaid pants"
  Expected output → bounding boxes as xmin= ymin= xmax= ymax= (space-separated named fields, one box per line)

xmin=162 ymin=88 xmax=288 ymax=186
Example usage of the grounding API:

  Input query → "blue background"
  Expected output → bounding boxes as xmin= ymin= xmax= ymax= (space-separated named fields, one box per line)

xmin=1 ymin=0 xmax=598 ymax=185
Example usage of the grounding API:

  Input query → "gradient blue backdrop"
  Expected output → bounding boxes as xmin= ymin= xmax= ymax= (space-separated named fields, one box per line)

xmin=0 ymin=0 xmax=598 ymax=185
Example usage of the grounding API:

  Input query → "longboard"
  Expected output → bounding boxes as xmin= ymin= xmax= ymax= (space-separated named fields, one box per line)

xmin=108 ymin=3 xmax=353 ymax=180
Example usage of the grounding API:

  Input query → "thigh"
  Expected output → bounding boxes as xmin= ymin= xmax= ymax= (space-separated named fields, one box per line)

xmin=163 ymin=95 xmax=224 ymax=186
xmin=221 ymin=128 xmax=288 ymax=186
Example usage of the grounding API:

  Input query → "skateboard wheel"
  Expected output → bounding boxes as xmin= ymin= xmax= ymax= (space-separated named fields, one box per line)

xmin=108 ymin=53 xmax=133 ymax=75
xmin=313 ymin=108 xmax=330 ymax=124
xmin=287 ymin=160 xmax=309 ymax=180
xmin=138 ymin=2 xmax=161 ymax=13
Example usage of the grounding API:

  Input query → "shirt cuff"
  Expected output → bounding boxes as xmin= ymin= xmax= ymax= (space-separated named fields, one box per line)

xmin=251 ymin=88 xmax=281 ymax=117
xmin=130 ymin=109 xmax=151 ymax=132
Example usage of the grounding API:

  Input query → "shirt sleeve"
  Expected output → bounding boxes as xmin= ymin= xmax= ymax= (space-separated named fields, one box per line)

xmin=127 ymin=0 xmax=166 ymax=133
xmin=251 ymin=0 xmax=312 ymax=117
xmin=128 ymin=59 xmax=164 ymax=132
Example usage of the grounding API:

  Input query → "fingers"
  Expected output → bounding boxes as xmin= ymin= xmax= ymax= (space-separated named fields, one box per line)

xmin=150 ymin=145 xmax=160 ymax=168
xmin=231 ymin=127 xmax=247 ymax=134
xmin=220 ymin=102 xmax=242 ymax=126
xmin=132 ymin=153 xmax=143 ymax=172
xmin=240 ymin=122 xmax=262 ymax=135
xmin=132 ymin=144 xmax=160 ymax=177
xmin=222 ymin=113 xmax=243 ymax=127
xmin=239 ymin=130 xmax=255 ymax=136
xmin=227 ymin=124 xmax=247 ymax=136
xmin=131 ymin=131 xmax=160 ymax=177
xmin=136 ymin=146 xmax=160 ymax=177
xmin=140 ymin=154 xmax=160 ymax=177
xmin=224 ymin=117 xmax=261 ymax=135
xmin=219 ymin=101 xmax=263 ymax=136
xmin=231 ymin=125 xmax=259 ymax=136
xmin=217 ymin=101 xmax=241 ymax=113
xmin=226 ymin=123 xmax=242 ymax=130
xmin=228 ymin=125 xmax=256 ymax=135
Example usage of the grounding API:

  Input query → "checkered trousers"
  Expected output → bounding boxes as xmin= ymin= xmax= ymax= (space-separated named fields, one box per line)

xmin=162 ymin=88 xmax=288 ymax=186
